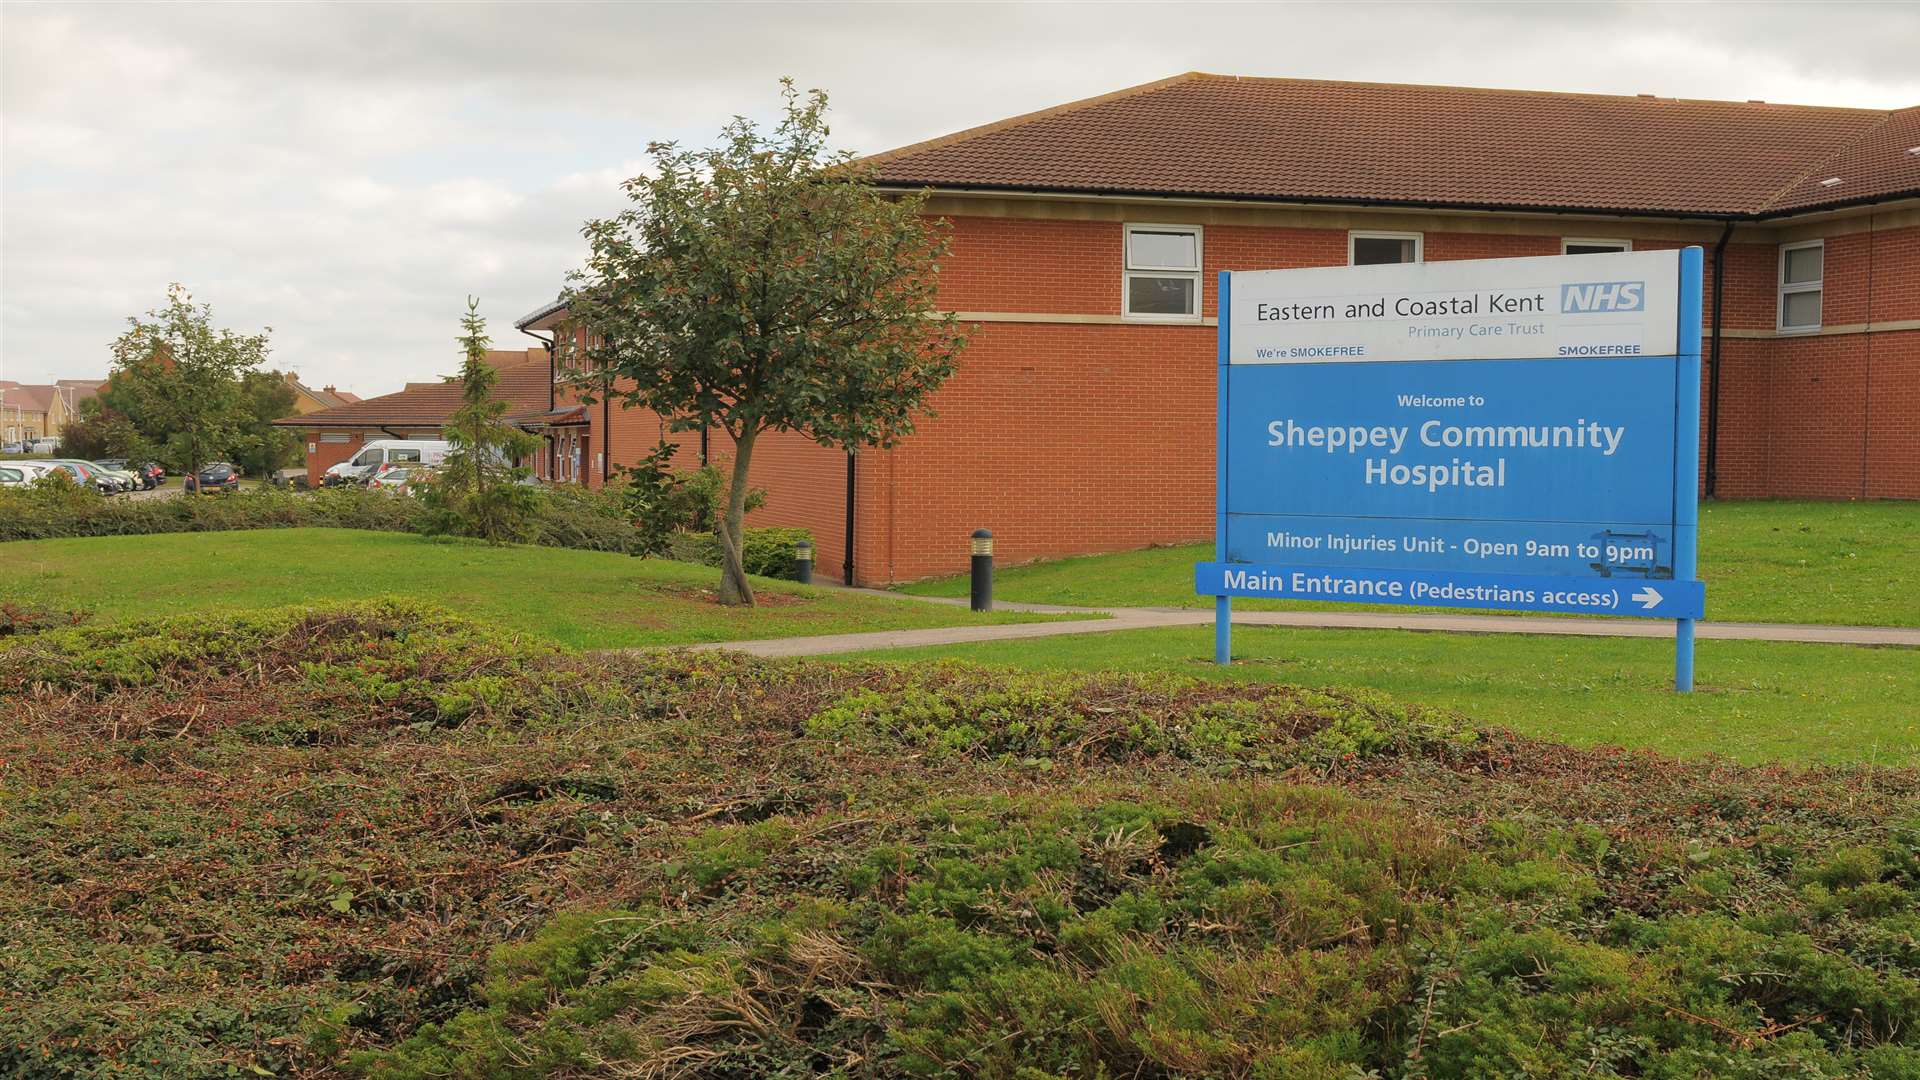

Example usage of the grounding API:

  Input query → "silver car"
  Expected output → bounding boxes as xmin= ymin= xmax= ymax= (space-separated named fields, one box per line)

xmin=0 ymin=462 xmax=46 ymax=486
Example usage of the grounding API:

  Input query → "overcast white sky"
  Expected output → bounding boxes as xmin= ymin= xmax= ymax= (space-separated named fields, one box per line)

xmin=3 ymin=1 xmax=1917 ymax=392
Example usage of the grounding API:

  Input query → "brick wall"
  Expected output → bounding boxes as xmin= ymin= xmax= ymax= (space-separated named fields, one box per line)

xmin=870 ymin=321 xmax=1217 ymax=580
xmin=562 ymin=367 xmax=854 ymax=583
xmin=302 ymin=433 xmax=364 ymax=486
xmin=1712 ymin=224 xmax=1920 ymax=500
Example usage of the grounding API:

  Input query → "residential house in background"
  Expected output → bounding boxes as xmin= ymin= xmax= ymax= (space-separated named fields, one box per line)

xmin=273 ymin=349 xmax=549 ymax=485
xmin=282 ymin=373 xmax=363 ymax=415
xmin=515 ymin=74 xmax=1920 ymax=584
xmin=1 ymin=379 xmax=101 ymax=444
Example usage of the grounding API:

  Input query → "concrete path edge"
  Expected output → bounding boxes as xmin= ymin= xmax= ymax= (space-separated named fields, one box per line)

xmin=681 ymin=588 xmax=1920 ymax=658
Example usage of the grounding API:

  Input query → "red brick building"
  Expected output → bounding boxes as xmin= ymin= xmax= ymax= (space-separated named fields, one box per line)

xmin=276 ymin=350 xmax=550 ymax=485
xmin=517 ymin=74 xmax=1920 ymax=583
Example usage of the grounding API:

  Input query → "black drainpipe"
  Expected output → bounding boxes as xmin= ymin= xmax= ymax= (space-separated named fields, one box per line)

xmin=518 ymin=327 xmax=555 ymax=410
xmin=843 ymin=452 xmax=856 ymax=587
xmin=699 ymin=425 xmax=709 ymax=466
xmin=1703 ymin=222 xmax=1734 ymax=499
xmin=519 ymin=325 xmax=557 ymax=478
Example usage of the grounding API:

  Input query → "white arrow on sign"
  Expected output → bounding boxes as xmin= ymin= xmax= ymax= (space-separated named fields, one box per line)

xmin=1631 ymin=586 xmax=1663 ymax=610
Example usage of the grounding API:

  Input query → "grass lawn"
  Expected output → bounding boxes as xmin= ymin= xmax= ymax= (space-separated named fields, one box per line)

xmin=846 ymin=625 xmax=1920 ymax=766
xmin=0 ymin=528 xmax=1072 ymax=648
xmin=901 ymin=500 xmax=1920 ymax=626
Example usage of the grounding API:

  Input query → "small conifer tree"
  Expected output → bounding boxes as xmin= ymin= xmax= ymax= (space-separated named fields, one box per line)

xmin=420 ymin=299 xmax=541 ymax=543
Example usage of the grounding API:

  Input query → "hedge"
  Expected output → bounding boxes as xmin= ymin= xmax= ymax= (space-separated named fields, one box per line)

xmin=668 ymin=525 xmax=816 ymax=579
xmin=0 ymin=483 xmax=814 ymax=579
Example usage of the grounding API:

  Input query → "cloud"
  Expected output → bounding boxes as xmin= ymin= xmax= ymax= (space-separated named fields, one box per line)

xmin=3 ymin=1 xmax=1916 ymax=389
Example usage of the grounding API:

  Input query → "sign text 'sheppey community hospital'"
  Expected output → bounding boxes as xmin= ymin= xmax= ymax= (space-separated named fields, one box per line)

xmin=1196 ymin=249 xmax=1708 ymax=690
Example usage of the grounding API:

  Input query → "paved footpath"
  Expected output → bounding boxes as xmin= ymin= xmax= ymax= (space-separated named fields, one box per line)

xmin=691 ymin=590 xmax=1920 ymax=658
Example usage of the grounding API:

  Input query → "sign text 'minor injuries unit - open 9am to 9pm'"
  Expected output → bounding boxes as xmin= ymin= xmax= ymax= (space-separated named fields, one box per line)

xmin=1196 ymin=248 xmax=1708 ymax=690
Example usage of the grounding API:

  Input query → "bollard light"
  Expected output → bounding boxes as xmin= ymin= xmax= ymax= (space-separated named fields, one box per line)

xmin=970 ymin=529 xmax=993 ymax=612
xmin=793 ymin=539 xmax=813 ymax=585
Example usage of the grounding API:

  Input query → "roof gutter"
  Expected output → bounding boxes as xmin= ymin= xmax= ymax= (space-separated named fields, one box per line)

xmin=878 ymin=181 xmax=1752 ymax=224
xmin=879 ymin=181 xmax=1920 ymax=224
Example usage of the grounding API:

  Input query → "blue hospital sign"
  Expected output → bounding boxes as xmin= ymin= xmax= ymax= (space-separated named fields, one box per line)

xmin=1198 ymin=248 xmax=1707 ymax=689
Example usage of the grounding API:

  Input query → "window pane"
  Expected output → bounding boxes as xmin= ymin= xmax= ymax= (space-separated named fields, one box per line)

xmin=392 ymin=449 xmax=422 ymax=462
xmin=1781 ymin=288 xmax=1822 ymax=328
xmin=1784 ymin=245 xmax=1822 ymax=284
xmin=1353 ymin=236 xmax=1417 ymax=265
xmin=1127 ymin=275 xmax=1197 ymax=316
xmin=1128 ymin=229 xmax=1198 ymax=269
xmin=1565 ymin=243 xmax=1628 ymax=255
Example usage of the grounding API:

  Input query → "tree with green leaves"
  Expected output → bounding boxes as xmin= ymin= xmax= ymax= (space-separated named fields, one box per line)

xmin=105 ymin=284 xmax=273 ymax=485
xmin=421 ymin=299 xmax=541 ymax=543
xmin=232 ymin=371 xmax=301 ymax=478
xmin=55 ymin=398 xmax=133 ymax=460
xmin=566 ymin=80 xmax=969 ymax=606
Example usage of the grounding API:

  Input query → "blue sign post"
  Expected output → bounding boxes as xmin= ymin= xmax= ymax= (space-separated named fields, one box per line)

xmin=1201 ymin=248 xmax=1705 ymax=690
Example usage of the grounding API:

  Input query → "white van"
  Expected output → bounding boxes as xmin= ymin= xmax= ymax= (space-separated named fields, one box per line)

xmin=323 ymin=439 xmax=451 ymax=486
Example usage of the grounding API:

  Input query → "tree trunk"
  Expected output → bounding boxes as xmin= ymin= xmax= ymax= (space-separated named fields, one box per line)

xmin=715 ymin=426 xmax=758 ymax=606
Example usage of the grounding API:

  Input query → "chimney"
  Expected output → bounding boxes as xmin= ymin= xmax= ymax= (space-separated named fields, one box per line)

xmin=323 ymin=385 xmax=337 ymax=395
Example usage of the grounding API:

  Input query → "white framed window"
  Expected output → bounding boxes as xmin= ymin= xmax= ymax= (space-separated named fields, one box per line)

xmin=1123 ymin=223 xmax=1202 ymax=321
xmin=1563 ymin=238 xmax=1632 ymax=255
xmin=1778 ymin=240 xmax=1823 ymax=333
xmin=1349 ymin=231 xmax=1422 ymax=265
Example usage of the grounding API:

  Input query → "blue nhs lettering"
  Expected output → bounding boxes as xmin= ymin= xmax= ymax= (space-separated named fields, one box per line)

xmin=1561 ymin=281 xmax=1645 ymax=313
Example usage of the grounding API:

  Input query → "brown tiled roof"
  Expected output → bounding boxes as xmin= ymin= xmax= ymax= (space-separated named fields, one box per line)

xmin=1766 ymin=104 xmax=1920 ymax=213
xmin=866 ymin=73 xmax=1919 ymax=218
xmin=284 ymin=373 xmax=348 ymax=410
xmin=1 ymin=384 xmax=58 ymax=414
xmin=54 ymin=379 xmax=105 ymax=403
xmin=273 ymin=360 xmax=550 ymax=429
xmin=507 ymin=404 xmax=589 ymax=427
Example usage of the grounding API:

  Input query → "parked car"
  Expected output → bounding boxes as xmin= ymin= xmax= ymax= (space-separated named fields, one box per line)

xmin=26 ymin=438 xmax=60 ymax=455
xmin=46 ymin=459 xmax=126 ymax=493
xmin=17 ymin=460 xmax=115 ymax=493
xmin=0 ymin=463 xmax=43 ymax=486
xmin=186 ymin=462 xmax=241 ymax=493
xmin=95 ymin=459 xmax=157 ymax=491
xmin=269 ymin=467 xmax=309 ymax=490
xmin=1 ymin=442 xmax=23 ymax=454
xmin=90 ymin=460 xmax=146 ymax=492
xmin=366 ymin=463 xmax=437 ymax=495
xmin=322 ymin=439 xmax=450 ymax=486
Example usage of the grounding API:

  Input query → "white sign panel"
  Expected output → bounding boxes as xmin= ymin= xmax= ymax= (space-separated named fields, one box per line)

xmin=1229 ymin=249 xmax=1680 ymax=365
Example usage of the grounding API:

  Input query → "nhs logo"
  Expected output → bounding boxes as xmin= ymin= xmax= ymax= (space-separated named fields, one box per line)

xmin=1561 ymin=280 xmax=1645 ymax=313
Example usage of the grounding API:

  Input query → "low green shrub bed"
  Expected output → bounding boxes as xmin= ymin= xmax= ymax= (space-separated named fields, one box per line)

xmin=3 ymin=604 xmax=1918 ymax=1078
xmin=669 ymin=525 xmax=818 ymax=578
xmin=0 ymin=482 xmax=812 ymax=578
